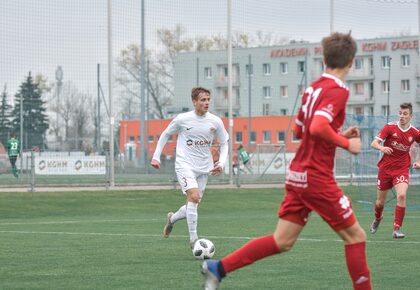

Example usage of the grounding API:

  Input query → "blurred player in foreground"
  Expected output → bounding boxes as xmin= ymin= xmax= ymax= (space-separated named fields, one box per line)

xmin=151 ymin=87 xmax=229 ymax=248
xmin=370 ymin=102 xmax=420 ymax=238
xmin=201 ymin=32 xmax=371 ymax=290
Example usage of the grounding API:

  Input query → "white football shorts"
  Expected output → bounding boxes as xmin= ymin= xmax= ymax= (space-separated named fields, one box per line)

xmin=175 ymin=167 xmax=209 ymax=198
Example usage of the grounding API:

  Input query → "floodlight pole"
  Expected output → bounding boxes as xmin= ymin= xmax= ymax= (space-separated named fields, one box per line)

xmin=386 ymin=57 xmax=392 ymax=123
xmin=330 ymin=0 xmax=334 ymax=33
xmin=247 ymin=54 xmax=252 ymax=150
xmin=107 ymin=0 xmax=115 ymax=187
xmin=140 ymin=0 xmax=147 ymax=169
xmin=227 ymin=0 xmax=233 ymax=185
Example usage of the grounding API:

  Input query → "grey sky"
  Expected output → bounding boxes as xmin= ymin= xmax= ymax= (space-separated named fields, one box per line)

xmin=0 ymin=0 xmax=418 ymax=109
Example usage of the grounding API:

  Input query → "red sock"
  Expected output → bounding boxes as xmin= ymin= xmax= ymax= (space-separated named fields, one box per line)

xmin=374 ymin=204 xmax=383 ymax=221
xmin=220 ymin=235 xmax=280 ymax=273
xmin=345 ymin=242 xmax=371 ymax=290
xmin=394 ymin=205 xmax=406 ymax=230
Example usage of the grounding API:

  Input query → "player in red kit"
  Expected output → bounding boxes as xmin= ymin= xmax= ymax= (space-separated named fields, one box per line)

xmin=370 ymin=102 xmax=420 ymax=238
xmin=201 ymin=32 xmax=371 ymax=290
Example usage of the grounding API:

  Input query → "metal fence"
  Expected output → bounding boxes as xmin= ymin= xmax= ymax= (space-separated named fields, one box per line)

xmin=1 ymin=1 xmax=420 ymax=190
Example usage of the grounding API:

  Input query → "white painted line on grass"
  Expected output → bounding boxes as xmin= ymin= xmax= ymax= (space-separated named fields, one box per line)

xmin=0 ymin=219 xmax=160 ymax=225
xmin=0 ymin=230 xmax=419 ymax=244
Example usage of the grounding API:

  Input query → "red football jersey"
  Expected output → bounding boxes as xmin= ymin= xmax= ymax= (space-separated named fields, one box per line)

xmin=286 ymin=73 xmax=349 ymax=188
xmin=376 ymin=122 xmax=420 ymax=172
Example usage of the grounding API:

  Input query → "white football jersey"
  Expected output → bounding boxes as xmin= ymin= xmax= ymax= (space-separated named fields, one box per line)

xmin=153 ymin=111 xmax=229 ymax=174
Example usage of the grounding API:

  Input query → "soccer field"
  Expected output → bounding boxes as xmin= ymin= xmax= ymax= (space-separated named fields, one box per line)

xmin=1 ymin=187 xmax=419 ymax=289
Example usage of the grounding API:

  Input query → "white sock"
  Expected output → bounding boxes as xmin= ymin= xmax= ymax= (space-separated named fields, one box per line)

xmin=186 ymin=201 xmax=198 ymax=242
xmin=171 ymin=204 xmax=187 ymax=224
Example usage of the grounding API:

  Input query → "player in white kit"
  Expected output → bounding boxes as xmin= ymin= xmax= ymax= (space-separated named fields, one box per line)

xmin=151 ymin=87 xmax=229 ymax=247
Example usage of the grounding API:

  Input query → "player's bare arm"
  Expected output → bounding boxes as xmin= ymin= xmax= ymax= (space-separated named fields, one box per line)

xmin=371 ymin=138 xmax=393 ymax=155
xmin=150 ymin=159 xmax=161 ymax=169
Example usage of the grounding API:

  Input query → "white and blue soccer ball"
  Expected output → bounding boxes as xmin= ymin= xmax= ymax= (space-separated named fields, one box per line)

xmin=192 ymin=238 xmax=215 ymax=260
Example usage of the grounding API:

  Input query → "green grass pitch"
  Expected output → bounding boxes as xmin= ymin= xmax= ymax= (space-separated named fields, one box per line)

xmin=0 ymin=186 xmax=419 ymax=289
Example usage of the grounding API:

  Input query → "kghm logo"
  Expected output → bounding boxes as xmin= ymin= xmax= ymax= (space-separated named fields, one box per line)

xmin=75 ymin=160 xmax=82 ymax=170
xmin=186 ymin=139 xmax=211 ymax=147
xmin=38 ymin=160 xmax=46 ymax=170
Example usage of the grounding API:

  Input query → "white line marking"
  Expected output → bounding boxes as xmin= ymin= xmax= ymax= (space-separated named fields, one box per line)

xmin=0 ymin=219 xmax=160 ymax=225
xmin=0 ymin=230 xmax=419 ymax=244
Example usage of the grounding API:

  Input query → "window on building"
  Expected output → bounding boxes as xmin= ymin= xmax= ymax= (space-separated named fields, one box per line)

xmin=277 ymin=131 xmax=285 ymax=143
xmin=263 ymin=131 xmax=271 ymax=143
xmin=263 ymin=86 xmax=271 ymax=98
xmin=298 ymin=61 xmax=305 ymax=73
xmin=263 ymin=103 xmax=270 ymax=116
xmin=382 ymin=81 xmax=389 ymax=93
xmin=369 ymin=106 xmax=374 ymax=116
xmin=402 ymin=55 xmax=410 ymax=68
xmin=280 ymin=85 xmax=288 ymax=98
xmin=263 ymin=63 xmax=271 ymax=75
xmin=381 ymin=56 xmax=390 ymax=69
xmin=354 ymin=82 xmax=364 ymax=95
xmin=354 ymin=107 xmax=364 ymax=115
xmin=280 ymin=109 xmax=288 ymax=116
xmin=235 ymin=132 xmax=242 ymax=144
xmin=245 ymin=64 xmax=253 ymax=76
xmin=280 ymin=62 xmax=288 ymax=74
xmin=381 ymin=105 xmax=390 ymax=116
xmin=250 ymin=131 xmax=256 ymax=143
xmin=369 ymin=82 xmax=374 ymax=99
xmin=401 ymin=79 xmax=410 ymax=92
xmin=204 ymin=67 xmax=212 ymax=79
xmin=291 ymin=131 xmax=300 ymax=143
xmin=148 ymin=135 xmax=154 ymax=143
xmin=355 ymin=58 xmax=364 ymax=70
xmin=223 ymin=66 xmax=228 ymax=77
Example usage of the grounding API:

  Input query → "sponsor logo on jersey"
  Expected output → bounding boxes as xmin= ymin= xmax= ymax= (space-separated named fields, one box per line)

xmin=210 ymin=127 xmax=216 ymax=133
xmin=392 ymin=133 xmax=398 ymax=137
xmin=391 ymin=141 xmax=410 ymax=151
xmin=186 ymin=127 xmax=193 ymax=130
xmin=285 ymin=169 xmax=308 ymax=188
xmin=186 ymin=139 xmax=212 ymax=147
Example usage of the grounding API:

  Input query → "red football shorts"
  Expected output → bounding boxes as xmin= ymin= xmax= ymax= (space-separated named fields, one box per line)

xmin=279 ymin=182 xmax=357 ymax=232
xmin=377 ymin=169 xmax=409 ymax=191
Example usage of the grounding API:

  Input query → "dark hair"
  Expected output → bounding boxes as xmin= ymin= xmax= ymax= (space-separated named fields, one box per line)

xmin=10 ymin=132 xmax=16 ymax=138
xmin=322 ymin=32 xmax=357 ymax=69
xmin=400 ymin=102 xmax=413 ymax=114
xmin=191 ymin=87 xmax=210 ymax=100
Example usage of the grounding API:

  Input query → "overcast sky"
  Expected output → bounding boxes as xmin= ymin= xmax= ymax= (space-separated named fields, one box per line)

xmin=0 ymin=0 xmax=418 ymax=108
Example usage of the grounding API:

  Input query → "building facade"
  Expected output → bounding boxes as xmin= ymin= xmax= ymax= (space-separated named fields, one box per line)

xmin=173 ymin=36 xmax=419 ymax=118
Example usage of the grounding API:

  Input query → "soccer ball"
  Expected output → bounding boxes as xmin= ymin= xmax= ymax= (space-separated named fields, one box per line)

xmin=192 ymin=238 xmax=215 ymax=260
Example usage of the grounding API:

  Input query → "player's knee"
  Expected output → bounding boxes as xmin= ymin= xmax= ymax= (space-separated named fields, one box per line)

xmin=345 ymin=227 xmax=366 ymax=244
xmin=274 ymin=236 xmax=296 ymax=252
xmin=187 ymin=194 xmax=200 ymax=203
xmin=397 ymin=193 xmax=406 ymax=203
